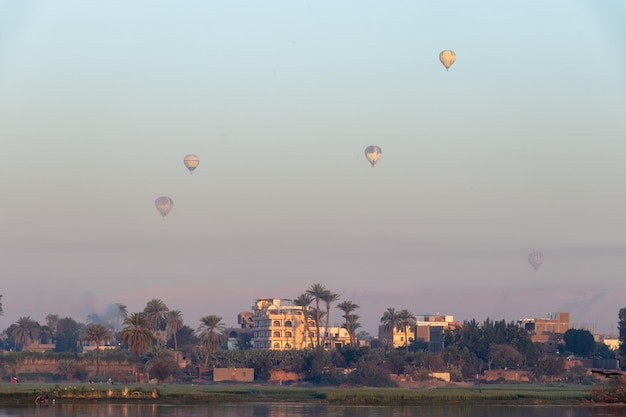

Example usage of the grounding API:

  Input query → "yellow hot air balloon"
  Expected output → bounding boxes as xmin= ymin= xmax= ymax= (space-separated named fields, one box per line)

xmin=184 ymin=154 xmax=200 ymax=174
xmin=439 ymin=50 xmax=456 ymax=71
xmin=155 ymin=196 xmax=173 ymax=219
xmin=528 ymin=251 xmax=544 ymax=271
xmin=364 ymin=146 xmax=382 ymax=168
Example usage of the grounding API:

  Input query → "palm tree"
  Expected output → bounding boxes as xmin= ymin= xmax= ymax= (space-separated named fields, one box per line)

xmin=12 ymin=316 xmax=40 ymax=350
xmin=344 ymin=314 xmax=362 ymax=346
xmin=143 ymin=299 xmax=169 ymax=344
xmin=120 ymin=313 xmax=153 ymax=383
xmin=293 ymin=293 xmax=313 ymax=349
xmin=83 ymin=323 xmax=112 ymax=377
xmin=398 ymin=309 xmax=417 ymax=352
xmin=166 ymin=310 xmax=183 ymax=351
xmin=144 ymin=345 xmax=177 ymax=384
xmin=306 ymin=283 xmax=329 ymax=347
xmin=337 ymin=301 xmax=359 ymax=344
xmin=196 ymin=315 xmax=227 ymax=367
xmin=321 ymin=291 xmax=340 ymax=348
xmin=116 ymin=303 xmax=128 ymax=320
xmin=380 ymin=308 xmax=400 ymax=349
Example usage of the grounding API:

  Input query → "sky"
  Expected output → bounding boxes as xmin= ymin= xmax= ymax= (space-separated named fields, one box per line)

xmin=1 ymin=1 xmax=625 ymax=335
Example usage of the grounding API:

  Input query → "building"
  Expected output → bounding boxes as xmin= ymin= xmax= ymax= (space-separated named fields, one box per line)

xmin=599 ymin=335 xmax=620 ymax=351
xmin=250 ymin=298 xmax=351 ymax=350
xmin=518 ymin=312 xmax=570 ymax=354
xmin=238 ymin=311 xmax=254 ymax=328
xmin=378 ymin=323 xmax=415 ymax=349
xmin=378 ymin=313 xmax=457 ymax=351
xmin=415 ymin=314 xmax=458 ymax=352
xmin=213 ymin=368 xmax=254 ymax=382
xmin=251 ymin=298 xmax=311 ymax=350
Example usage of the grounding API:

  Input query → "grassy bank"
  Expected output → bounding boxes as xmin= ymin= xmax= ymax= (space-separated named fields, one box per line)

xmin=0 ymin=382 xmax=595 ymax=405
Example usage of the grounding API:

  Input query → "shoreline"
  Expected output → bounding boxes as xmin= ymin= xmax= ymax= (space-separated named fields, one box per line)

xmin=0 ymin=382 xmax=610 ymax=406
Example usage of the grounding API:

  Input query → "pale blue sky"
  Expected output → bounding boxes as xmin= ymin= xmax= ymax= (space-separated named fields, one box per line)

xmin=1 ymin=1 xmax=625 ymax=334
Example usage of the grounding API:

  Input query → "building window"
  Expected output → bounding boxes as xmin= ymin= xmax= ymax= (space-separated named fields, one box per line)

xmin=273 ymin=342 xmax=280 ymax=349
xmin=285 ymin=331 xmax=292 ymax=338
xmin=273 ymin=331 xmax=281 ymax=337
xmin=308 ymin=332 xmax=315 ymax=338
xmin=284 ymin=320 xmax=292 ymax=327
xmin=273 ymin=320 xmax=281 ymax=326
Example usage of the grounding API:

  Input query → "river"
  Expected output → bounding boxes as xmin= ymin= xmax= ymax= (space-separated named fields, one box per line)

xmin=1 ymin=403 xmax=626 ymax=417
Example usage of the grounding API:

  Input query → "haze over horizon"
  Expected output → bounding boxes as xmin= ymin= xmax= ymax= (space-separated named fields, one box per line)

xmin=1 ymin=1 xmax=625 ymax=336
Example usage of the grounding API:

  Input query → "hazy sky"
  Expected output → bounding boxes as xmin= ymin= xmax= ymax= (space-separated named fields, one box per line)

xmin=1 ymin=1 xmax=625 ymax=335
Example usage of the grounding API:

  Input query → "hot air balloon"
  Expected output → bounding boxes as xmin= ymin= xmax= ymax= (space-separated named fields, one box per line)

xmin=183 ymin=154 xmax=200 ymax=174
xmin=528 ymin=251 xmax=544 ymax=271
xmin=155 ymin=196 xmax=173 ymax=219
xmin=439 ymin=50 xmax=456 ymax=71
xmin=364 ymin=146 xmax=382 ymax=168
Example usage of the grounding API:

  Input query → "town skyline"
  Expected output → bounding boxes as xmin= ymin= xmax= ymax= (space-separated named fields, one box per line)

xmin=1 ymin=284 xmax=621 ymax=338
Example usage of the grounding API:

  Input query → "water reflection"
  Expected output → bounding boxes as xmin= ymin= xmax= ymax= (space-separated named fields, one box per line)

xmin=2 ymin=403 xmax=626 ymax=417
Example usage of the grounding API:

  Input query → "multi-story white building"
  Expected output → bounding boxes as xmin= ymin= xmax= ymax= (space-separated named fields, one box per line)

xmin=250 ymin=298 xmax=351 ymax=350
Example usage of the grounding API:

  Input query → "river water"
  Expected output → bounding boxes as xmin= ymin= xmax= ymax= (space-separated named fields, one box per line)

xmin=1 ymin=403 xmax=626 ymax=417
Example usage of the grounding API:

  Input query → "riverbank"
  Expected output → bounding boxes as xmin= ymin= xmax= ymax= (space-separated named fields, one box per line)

xmin=0 ymin=382 xmax=598 ymax=406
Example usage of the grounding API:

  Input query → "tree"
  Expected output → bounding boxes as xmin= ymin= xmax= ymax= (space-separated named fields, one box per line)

xmin=115 ymin=303 xmax=128 ymax=329
xmin=83 ymin=323 xmax=112 ymax=377
xmin=167 ymin=325 xmax=198 ymax=361
xmin=337 ymin=301 xmax=359 ymax=346
xmin=12 ymin=316 xmax=40 ymax=350
xmin=344 ymin=314 xmax=362 ymax=346
xmin=143 ymin=299 xmax=169 ymax=344
xmin=380 ymin=308 xmax=400 ymax=349
xmin=120 ymin=312 xmax=153 ymax=383
xmin=563 ymin=328 xmax=596 ymax=357
xmin=293 ymin=293 xmax=314 ymax=349
xmin=488 ymin=344 xmax=524 ymax=369
xmin=55 ymin=317 xmax=83 ymax=352
xmin=166 ymin=310 xmax=184 ymax=352
xmin=306 ymin=283 xmax=329 ymax=347
xmin=196 ymin=315 xmax=227 ymax=367
xmin=619 ymin=308 xmax=626 ymax=358
xmin=0 ymin=294 xmax=3 ymax=316
xmin=321 ymin=291 xmax=340 ymax=348
xmin=397 ymin=309 xmax=417 ymax=352
xmin=533 ymin=356 xmax=565 ymax=381
xmin=144 ymin=345 xmax=178 ymax=383
xmin=235 ymin=332 xmax=253 ymax=350
xmin=45 ymin=314 xmax=59 ymax=342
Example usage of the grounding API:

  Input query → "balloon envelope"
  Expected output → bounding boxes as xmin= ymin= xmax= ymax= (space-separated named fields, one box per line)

xmin=528 ymin=251 xmax=544 ymax=271
xmin=364 ymin=146 xmax=382 ymax=168
xmin=184 ymin=154 xmax=200 ymax=174
xmin=439 ymin=50 xmax=456 ymax=70
xmin=155 ymin=196 xmax=173 ymax=218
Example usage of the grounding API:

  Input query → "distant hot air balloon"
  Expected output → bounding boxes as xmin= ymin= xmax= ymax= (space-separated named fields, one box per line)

xmin=183 ymin=154 xmax=200 ymax=174
xmin=439 ymin=50 xmax=456 ymax=71
xmin=155 ymin=196 xmax=173 ymax=219
xmin=364 ymin=146 xmax=382 ymax=168
xmin=528 ymin=251 xmax=544 ymax=271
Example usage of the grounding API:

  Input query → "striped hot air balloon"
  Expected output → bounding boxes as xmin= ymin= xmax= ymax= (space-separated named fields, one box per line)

xmin=183 ymin=154 xmax=200 ymax=174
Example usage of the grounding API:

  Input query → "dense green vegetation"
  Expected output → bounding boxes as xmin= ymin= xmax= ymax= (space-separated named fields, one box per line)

xmin=0 ymin=382 xmax=598 ymax=405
